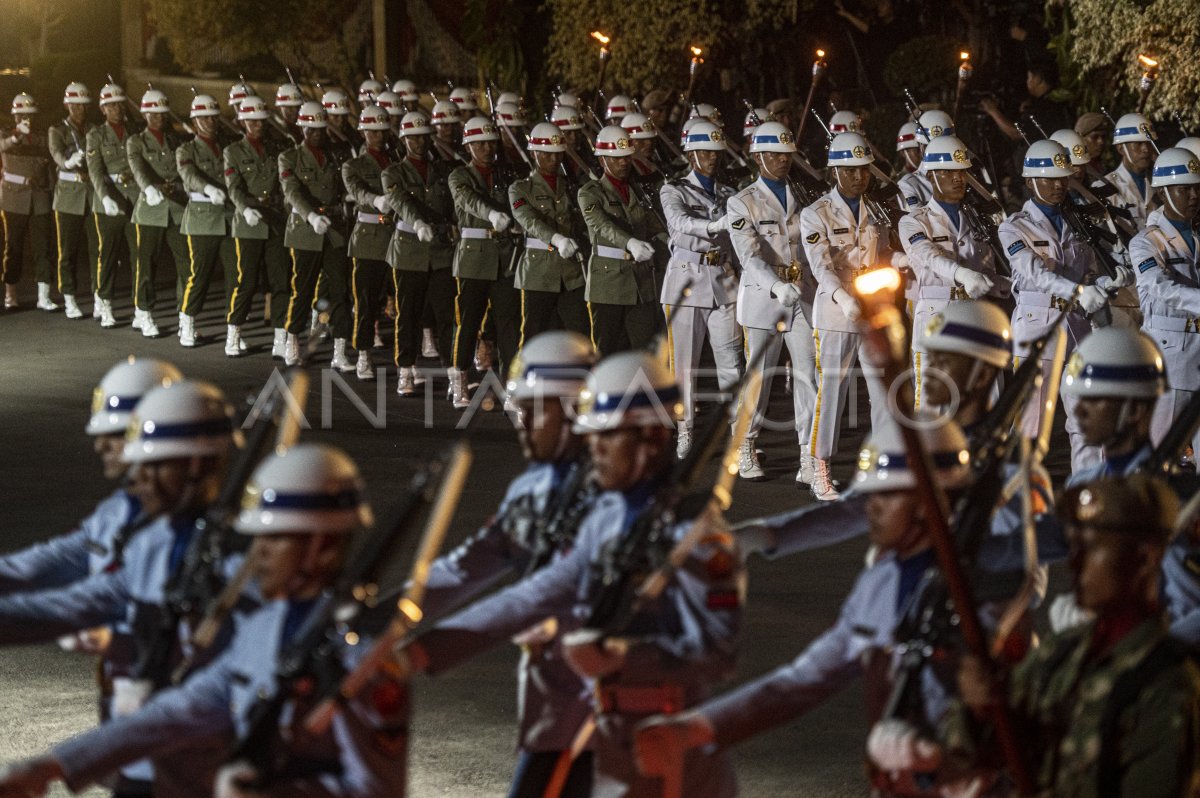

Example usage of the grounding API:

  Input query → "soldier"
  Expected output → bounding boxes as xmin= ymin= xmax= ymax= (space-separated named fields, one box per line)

xmin=604 ymin=94 xmax=633 ymax=124
xmin=322 ymin=87 xmax=362 ymax=152
xmin=660 ymin=119 xmax=743 ymax=459
xmin=358 ymin=75 xmax=385 ymax=104
xmin=446 ymin=115 xmax=522 ymax=406
xmin=801 ymin=131 xmax=899 ymax=500
xmin=895 ymin=121 xmax=928 ymax=210
xmin=449 ymin=86 xmax=479 ymax=115
xmin=279 ymin=101 xmax=354 ymax=369
xmin=125 ymin=88 xmax=186 ymax=340
xmin=828 ymin=109 xmax=862 ymax=135
xmin=273 ymin=82 xmax=304 ymax=144
xmin=508 ymin=121 xmax=590 ymax=343
xmin=342 ymin=104 xmax=396 ymax=380
xmin=765 ymin=99 xmax=796 ymax=136
xmin=391 ymin=79 xmax=420 ymax=113
xmin=641 ymin=88 xmax=673 ymax=135
xmin=578 ymin=125 xmax=665 ymax=356
xmin=374 ymin=89 xmax=404 ymax=139
xmin=48 ymin=81 xmax=96 ymax=320
xmin=1107 ymin=112 xmax=1158 ymax=226
xmin=725 ymin=120 xmax=817 ymax=484
xmin=382 ymin=110 xmax=457 ymax=398
xmin=1 ymin=93 xmax=55 ymax=311
xmin=430 ymin=99 xmax=466 ymax=164
xmin=622 ymin=112 xmax=662 ymax=181
xmin=898 ymin=111 xmax=954 ymax=211
xmin=494 ymin=101 xmax=528 ymax=168
xmin=551 ymin=104 xmax=594 ymax=183
xmin=86 ymin=81 xmax=139 ymax=329
xmin=1074 ymin=111 xmax=1111 ymax=177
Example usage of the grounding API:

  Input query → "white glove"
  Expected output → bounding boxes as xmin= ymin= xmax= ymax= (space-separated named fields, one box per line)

xmin=1096 ymin=264 xmax=1134 ymax=290
xmin=705 ymin=216 xmax=726 ymax=236
xmin=242 ymin=207 xmax=262 ymax=226
xmin=215 ymin=761 xmax=265 ymax=798
xmin=1077 ymin=284 xmax=1108 ymax=315
xmin=487 ymin=209 xmax=512 ymax=232
xmin=628 ymin=238 xmax=655 ymax=263
xmin=890 ymin=251 xmax=910 ymax=270
xmin=112 ymin=677 xmax=154 ymax=718
xmin=770 ymin=280 xmax=802 ymax=308
xmin=1049 ymin=592 xmax=1093 ymax=633
xmin=733 ymin=521 xmax=776 ymax=560
xmin=954 ymin=266 xmax=994 ymax=299
xmin=101 ymin=196 xmax=121 ymax=217
xmin=15 ymin=119 xmax=30 ymax=136
xmin=414 ymin=221 xmax=434 ymax=243
xmin=307 ymin=212 xmax=331 ymax=235
xmin=64 ymin=151 xmax=85 ymax=169
xmin=143 ymin=185 xmax=164 ymax=207
xmin=551 ymin=234 xmax=579 ymax=258
xmin=203 ymin=184 xmax=226 ymax=204
xmin=832 ymin=287 xmax=862 ymax=322
xmin=371 ymin=193 xmax=390 ymax=213
xmin=866 ymin=718 xmax=943 ymax=772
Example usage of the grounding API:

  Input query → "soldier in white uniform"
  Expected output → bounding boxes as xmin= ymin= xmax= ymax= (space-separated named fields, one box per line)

xmin=659 ymin=120 xmax=743 ymax=459
xmin=894 ymin=121 xmax=923 ymax=210
xmin=1106 ymin=112 xmax=1158 ymax=226
xmin=724 ymin=121 xmax=818 ymax=485
xmin=896 ymin=110 xmax=954 ymax=211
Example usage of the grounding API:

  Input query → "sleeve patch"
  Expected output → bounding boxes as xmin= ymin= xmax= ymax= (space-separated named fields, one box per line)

xmin=512 ymin=198 xmax=526 ymax=210
xmin=584 ymin=204 xmax=596 ymax=213
xmin=805 ymin=231 xmax=820 ymax=244
xmin=280 ymin=169 xmax=292 ymax=178
xmin=905 ymin=196 xmax=918 ymax=206
xmin=731 ymin=218 xmax=747 ymax=230
xmin=224 ymin=167 xmax=236 ymax=176
xmin=1138 ymin=257 xmax=1157 ymax=272
xmin=1006 ymin=240 xmax=1026 ymax=256
xmin=907 ymin=232 xmax=928 ymax=245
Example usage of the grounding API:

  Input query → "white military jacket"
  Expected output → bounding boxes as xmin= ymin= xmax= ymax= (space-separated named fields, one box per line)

xmin=659 ymin=172 xmax=738 ymax=309
xmin=1105 ymin=162 xmax=1156 ymax=227
xmin=801 ymin=188 xmax=891 ymax=333
xmin=1130 ymin=208 xmax=1200 ymax=391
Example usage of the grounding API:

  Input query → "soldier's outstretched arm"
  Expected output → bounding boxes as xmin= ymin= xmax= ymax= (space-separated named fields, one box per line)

xmin=735 ymin=493 xmax=869 ymax=560
xmin=508 ymin=181 xmax=559 ymax=244
xmin=578 ymin=181 xmax=634 ymax=250
xmin=176 ymin=143 xmax=216 ymax=194
xmin=279 ymin=148 xmax=318 ymax=219
xmin=448 ymin=167 xmax=503 ymax=221
xmin=997 ymin=221 xmax=1080 ymax=298
xmin=0 ymin=526 xmax=93 ymax=595
xmin=223 ymin=147 xmax=254 ymax=213
xmin=0 ymin=568 xmax=129 ymax=644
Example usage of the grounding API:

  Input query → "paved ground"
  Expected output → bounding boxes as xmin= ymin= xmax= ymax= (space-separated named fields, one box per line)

xmin=0 ymin=277 xmax=1071 ymax=796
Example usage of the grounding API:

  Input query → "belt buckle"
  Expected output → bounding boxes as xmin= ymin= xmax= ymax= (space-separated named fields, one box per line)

xmin=1052 ymin=296 xmax=1067 ymax=311
xmin=786 ymin=261 xmax=801 ymax=282
xmin=623 ymin=250 xmax=633 ymax=261
xmin=702 ymin=250 xmax=720 ymax=266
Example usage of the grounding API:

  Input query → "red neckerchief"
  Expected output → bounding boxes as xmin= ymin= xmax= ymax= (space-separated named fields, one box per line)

xmin=408 ymin=156 xmax=428 ymax=181
xmin=247 ymin=136 xmax=264 ymax=156
xmin=149 ymin=128 xmax=165 ymax=146
xmin=198 ymin=134 xmax=220 ymax=158
xmin=367 ymin=148 xmax=390 ymax=170
xmin=474 ymin=164 xmax=493 ymax=189
xmin=1090 ymin=607 xmax=1154 ymax=657
xmin=306 ymin=143 xmax=326 ymax=168
xmin=541 ymin=172 xmax=558 ymax=192
xmin=109 ymin=120 xmax=126 ymax=141
xmin=606 ymin=174 xmax=630 ymax=204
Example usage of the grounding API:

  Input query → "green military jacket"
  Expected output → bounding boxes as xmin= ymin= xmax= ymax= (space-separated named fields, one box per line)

xmin=48 ymin=118 xmax=93 ymax=215
xmin=86 ymin=121 xmax=139 ymax=211
xmin=448 ymin=163 xmax=518 ymax=281
xmin=343 ymin=148 xmax=394 ymax=261
xmin=0 ymin=131 xmax=52 ymax=215
xmin=578 ymin=175 xmax=664 ymax=305
xmin=177 ymin=135 xmax=231 ymax=236
xmin=127 ymin=128 xmax=186 ymax=228
xmin=508 ymin=171 xmax=586 ymax=293
xmin=223 ymin=136 xmax=284 ymax=241
xmin=279 ymin=144 xmax=346 ymax=252
xmin=381 ymin=156 xmax=455 ymax=273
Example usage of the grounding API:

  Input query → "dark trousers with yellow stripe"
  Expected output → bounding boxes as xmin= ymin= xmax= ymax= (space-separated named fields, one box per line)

xmin=55 ymin=211 xmax=97 ymax=296
xmin=351 ymin=258 xmax=388 ymax=351
xmin=285 ymin=242 xmax=351 ymax=339
xmin=394 ymin=268 xmax=454 ymax=368
xmin=133 ymin=223 xmax=187 ymax=312
xmin=588 ymin=300 xmax=658 ymax=357
xmin=227 ymin=233 xmax=289 ymax=327
xmin=179 ymin=234 xmax=224 ymax=316
xmin=1 ymin=210 xmax=53 ymax=286
xmin=93 ymin=212 xmax=135 ymax=301
xmin=519 ymin=286 xmax=590 ymax=345
xmin=453 ymin=275 xmax=520 ymax=377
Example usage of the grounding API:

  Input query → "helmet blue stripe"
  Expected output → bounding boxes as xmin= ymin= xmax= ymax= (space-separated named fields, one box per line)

xmin=259 ymin=488 xmax=362 ymax=511
xmin=137 ymin=418 xmax=232 ymax=439
xmin=1023 ymin=157 xmax=1059 ymax=168
xmin=937 ymin=321 xmax=1010 ymax=352
xmin=591 ymin=385 xmax=681 ymax=413
xmin=1079 ymin=363 xmax=1163 ymax=382
xmin=1153 ymin=164 xmax=1192 ymax=177
xmin=870 ymin=451 xmax=965 ymax=470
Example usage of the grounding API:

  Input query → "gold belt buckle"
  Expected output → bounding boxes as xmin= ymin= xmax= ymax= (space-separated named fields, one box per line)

xmin=950 ymin=286 xmax=966 ymax=301
xmin=702 ymin=250 xmax=721 ymax=266
xmin=1051 ymin=296 xmax=1068 ymax=311
xmin=786 ymin=261 xmax=801 ymax=282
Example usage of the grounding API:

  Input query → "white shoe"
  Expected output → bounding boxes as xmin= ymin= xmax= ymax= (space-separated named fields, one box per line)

xmin=810 ymin=458 xmax=840 ymax=501
xmin=421 ymin=327 xmax=439 ymax=359
xmin=224 ymin=324 xmax=243 ymax=357
xmin=396 ymin=366 xmax=416 ymax=396
xmin=139 ymin=310 xmax=160 ymax=338
xmin=63 ymin=295 xmax=83 ymax=319
xmin=330 ymin=338 xmax=354 ymax=372
xmin=271 ymin=328 xmax=287 ymax=360
xmin=412 ymin=365 xmax=426 ymax=385
xmin=284 ymin=333 xmax=301 ymax=366
xmin=179 ymin=313 xmax=197 ymax=346
xmin=238 ymin=335 xmax=247 ymax=352
xmin=93 ymin=292 xmax=102 ymax=318
xmin=356 ymin=350 xmax=375 ymax=380
xmin=36 ymin=283 xmax=58 ymax=311
xmin=98 ymin=299 xmax=116 ymax=329
xmin=450 ymin=368 xmax=470 ymax=409
xmin=739 ymin=438 xmax=766 ymax=481
xmin=676 ymin=427 xmax=692 ymax=459
xmin=131 ymin=309 xmax=145 ymax=330
xmin=3 ymin=286 xmax=16 ymax=309
xmin=796 ymin=444 xmax=814 ymax=486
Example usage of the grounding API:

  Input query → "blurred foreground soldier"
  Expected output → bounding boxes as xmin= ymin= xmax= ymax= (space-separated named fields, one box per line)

xmin=1107 ymin=113 xmax=1158 ymax=226
xmin=2 ymin=93 xmax=55 ymax=310
xmin=49 ymin=81 xmax=96 ymax=319
xmin=660 ymin=119 xmax=743 ymax=459
xmin=273 ymin=82 xmax=304 ymax=144
xmin=0 ymin=444 xmax=407 ymax=798
xmin=87 ymin=81 xmax=139 ymax=329
xmin=949 ymin=474 xmax=1200 ymax=797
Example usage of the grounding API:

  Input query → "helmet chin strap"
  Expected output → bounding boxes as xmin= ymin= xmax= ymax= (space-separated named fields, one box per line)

xmin=1104 ymin=398 xmax=1136 ymax=451
xmin=1163 ymin=188 xmax=1191 ymax=220
xmin=756 ymin=153 xmax=787 ymax=182
xmin=1030 ymin=180 xmax=1056 ymax=206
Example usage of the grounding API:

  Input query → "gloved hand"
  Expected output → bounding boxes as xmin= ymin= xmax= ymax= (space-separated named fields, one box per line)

xmin=203 ymin=184 xmax=226 ymax=204
xmin=890 ymin=251 xmax=910 ymax=270
xmin=705 ymin=216 xmax=726 ymax=236
xmin=733 ymin=520 xmax=775 ymax=560
xmin=1077 ymin=284 xmax=1108 ymax=315
xmin=562 ymin=628 xmax=628 ymax=679
xmin=0 ymin=755 xmax=64 ymax=798
xmin=628 ymin=238 xmax=655 ymax=263
xmin=371 ymin=193 xmax=390 ymax=213
xmin=551 ymin=233 xmax=578 ymax=258
xmin=832 ymin=287 xmax=862 ymax=322
xmin=112 ymin=677 xmax=153 ymax=718
xmin=487 ymin=209 xmax=511 ymax=232
xmin=770 ymin=280 xmax=801 ymax=308
xmin=1096 ymin=264 xmax=1134 ymax=290
xmin=15 ymin=119 xmax=30 ymax=136
xmin=143 ymin=185 xmax=164 ymax=207
xmin=215 ymin=761 xmax=266 ymax=798
xmin=1049 ymin=592 xmax=1094 ymax=633
xmin=307 ymin=212 xmax=331 ymax=236
xmin=101 ymin=196 xmax=121 ymax=217
xmin=64 ymin=151 xmax=85 ymax=169
xmin=866 ymin=718 xmax=943 ymax=772
xmin=954 ymin=266 xmax=994 ymax=299
xmin=414 ymin=221 xmax=434 ymax=243
xmin=242 ymin=207 xmax=262 ymax=226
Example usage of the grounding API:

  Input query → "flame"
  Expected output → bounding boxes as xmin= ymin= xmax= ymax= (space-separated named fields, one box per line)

xmin=854 ymin=266 xmax=902 ymax=297
xmin=690 ymin=45 xmax=703 ymax=57
xmin=591 ymin=31 xmax=611 ymax=46
xmin=1138 ymin=53 xmax=1158 ymax=69
xmin=815 ymin=49 xmax=826 ymax=59
xmin=960 ymin=51 xmax=970 ymax=61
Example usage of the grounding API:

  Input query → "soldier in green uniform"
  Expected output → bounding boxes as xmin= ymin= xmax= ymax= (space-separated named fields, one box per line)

xmin=273 ymin=82 xmax=304 ymax=145
xmin=85 ymin=81 xmax=139 ymax=329
xmin=447 ymin=115 xmax=522 ymax=409
xmin=175 ymin=94 xmax=233 ymax=349
xmin=342 ymin=104 xmax=396 ymax=381
xmin=951 ymin=474 xmax=1200 ymax=797
xmin=382 ymin=110 xmax=457 ymax=398
xmin=223 ymin=95 xmax=290 ymax=360
xmin=507 ymin=121 xmax=589 ymax=343
xmin=578 ymin=125 xmax=665 ymax=355
xmin=278 ymin=101 xmax=353 ymax=370
xmin=48 ymin=82 xmax=96 ymax=320
xmin=430 ymin=99 xmax=466 ymax=165
xmin=125 ymin=88 xmax=187 ymax=339
xmin=1 ymin=93 xmax=56 ymax=311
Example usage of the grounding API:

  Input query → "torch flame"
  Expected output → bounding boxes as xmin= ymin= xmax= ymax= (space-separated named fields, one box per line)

xmin=690 ymin=45 xmax=703 ymax=57
xmin=854 ymin=266 xmax=902 ymax=298
xmin=816 ymin=48 xmax=826 ymax=59
xmin=1138 ymin=53 xmax=1158 ymax=69
xmin=960 ymin=51 xmax=970 ymax=61
xmin=591 ymin=31 xmax=611 ymax=46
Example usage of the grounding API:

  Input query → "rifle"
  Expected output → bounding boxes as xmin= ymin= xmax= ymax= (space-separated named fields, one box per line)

xmin=1141 ymin=376 xmax=1200 ymax=476
xmin=522 ymin=453 xmax=597 ymax=577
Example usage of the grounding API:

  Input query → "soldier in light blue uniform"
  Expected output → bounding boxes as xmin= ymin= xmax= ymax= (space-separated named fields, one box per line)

xmin=0 ymin=444 xmax=407 ymax=798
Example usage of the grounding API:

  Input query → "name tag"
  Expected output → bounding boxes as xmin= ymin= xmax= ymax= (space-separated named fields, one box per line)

xmin=1033 ymin=240 xmax=1049 ymax=247
xmin=833 ymin=227 xmax=849 ymax=235
xmin=759 ymin=219 xmax=778 ymax=226
xmin=1167 ymin=257 xmax=1187 ymax=265
xmin=932 ymin=235 xmax=949 ymax=243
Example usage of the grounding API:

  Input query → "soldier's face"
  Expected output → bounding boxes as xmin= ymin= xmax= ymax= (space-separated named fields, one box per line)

xmin=900 ymin=148 xmax=921 ymax=171
xmin=281 ymin=105 xmax=298 ymax=124
xmin=329 ymin=114 xmax=346 ymax=130
xmin=647 ymin=107 xmax=667 ymax=128
xmin=1067 ymin=525 xmax=1150 ymax=613
xmin=865 ymin=490 xmax=924 ymax=554
xmin=436 ymin=123 xmax=459 ymax=142
xmin=689 ymin=150 xmax=719 ymax=177
xmin=305 ymin=127 xmax=327 ymax=148
xmin=144 ymin=112 xmax=165 ymax=132
xmin=243 ymin=119 xmax=264 ymax=139
xmin=588 ymin=427 xmax=669 ymax=492
xmin=601 ymin=156 xmax=631 ymax=181
xmin=564 ymin=129 xmax=579 ymax=149
xmin=774 ymin=112 xmax=794 ymax=131
xmin=194 ymin=116 xmax=217 ymax=137
xmin=533 ymin=150 xmax=563 ymax=174
xmin=467 ymin=140 xmax=497 ymax=166
xmin=833 ymin=165 xmax=871 ymax=198
xmin=930 ymin=169 xmax=967 ymax=202
xmin=404 ymin=134 xmax=430 ymax=158
xmin=94 ymin=433 xmax=127 ymax=481
xmin=755 ymin=151 xmax=790 ymax=181
xmin=66 ymin=104 xmax=88 ymax=124
xmin=102 ymin=103 xmax=124 ymax=124
xmin=364 ymin=129 xmax=386 ymax=149
xmin=1118 ymin=140 xmax=1154 ymax=173
xmin=516 ymin=398 xmax=575 ymax=462
xmin=922 ymin=350 xmax=974 ymax=407
xmin=126 ymin=457 xmax=194 ymax=516
xmin=632 ymin=138 xmax=654 ymax=158
xmin=1072 ymin=396 xmax=1123 ymax=446
xmin=1163 ymin=183 xmax=1200 ymax=221
xmin=1083 ymin=130 xmax=1107 ymax=160
xmin=1025 ymin=176 xmax=1068 ymax=205
xmin=250 ymin=533 xmax=339 ymax=600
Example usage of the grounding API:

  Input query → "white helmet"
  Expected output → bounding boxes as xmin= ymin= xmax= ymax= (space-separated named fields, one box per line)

xmin=399 ymin=111 xmax=433 ymax=137
xmin=357 ymin=78 xmax=385 ymax=104
xmin=1112 ymin=112 xmax=1155 ymax=145
xmin=87 ymin=357 xmax=183 ymax=436
xmin=63 ymin=82 xmax=91 ymax=105
xmin=449 ymin=87 xmax=478 ymax=111
xmin=461 ymin=116 xmax=499 ymax=143
xmin=605 ymin=94 xmax=633 ymax=120
xmin=297 ymin=101 xmax=328 ymax=129
xmin=122 ymin=381 xmax=236 ymax=463
xmin=496 ymin=91 xmax=521 ymax=109
xmin=1176 ymin=136 xmax=1200 ymax=161
xmin=593 ymin=124 xmax=634 ymax=157
xmin=556 ymin=90 xmax=581 ymax=109
xmin=853 ymin=417 xmax=971 ymax=494
xmin=1049 ymin=129 xmax=1090 ymax=166
xmin=1150 ymin=147 xmax=1200 ymax=188
xmin=827 ymin=132 xmax=875 ymax=168
xmin=392 ymin=79 xmax=418 ymax=102
xmin=743 ymin=108 xmax=770 ymax=139
xmin=1062 ymin=327 xmax=1166 ymax=399
xmin=551 ymin=105 xmax=583 ymax=131
xmin=829 ymin=110 xmax=861 ymax=134
xmin=896 ymin=121 xmax=920 ymax=152
xmin=374 ymin=90 xmax=403 ymax=117
xmin=679 ymin=116 xmax=707 ymax=147
xmin=573 ymin=351 xmax=682 ymax=432
xmin=189 ymin=94 xmax=220 ymax=118
xmin=921 ymin=134 xmax=972 ymax=171
xmin=916 ymin=110 xmax=955 ymax=144
xmin=527 ymin=122 xmax=567 ymax=153
xmin=507 ymin=331 xmax=596 ymax=401
xmin=495 ymin=101 xmax=526 ymax=128
xmin=748 ymin=121 xmax=796 ymax=153
xmin=237 ymin=96 xmax=271 ymax=121
xmin=99 ymin=83 xmax=126 ymax=106
xmin=228 ymin=81 xmax=253 ymax=107
xmin=621 ymin=112 xmax=656 ymax=140
xmin=321 ymin=89 xmax=351 ymax=116
xmin=275 ymin=83 xmax=304 ymax=107
xmin=919 ymin=300 xmax=1012 ymax=369
xmin=139 ymin=89 xmax=170 ymax=115
xmin=690 ymin=102 xmax=723 ymax=126
xmin=236 ymin=444 xmax=373 ymax=535
xmin=358 ymin=104 xmax=390 ymax=131
xmin=682 ymin=119 xmax=726 ymax=152
xmin=11 ymin=93 xmax=37 ymax=115
xmin=430 ymin=100 xmax=461 ymax=126
xmin=1021 ymin=139 xmax=1073 ymax=178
